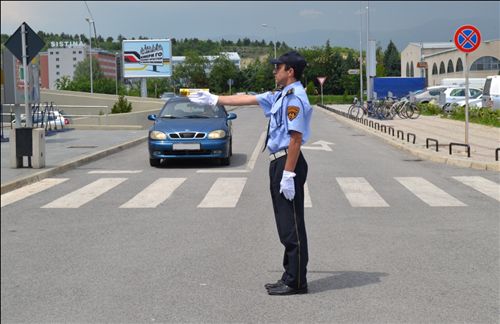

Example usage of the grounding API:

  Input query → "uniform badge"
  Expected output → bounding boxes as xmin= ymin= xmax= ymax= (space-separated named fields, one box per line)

xmin=287 ymin=106 xmax=300 ymax=121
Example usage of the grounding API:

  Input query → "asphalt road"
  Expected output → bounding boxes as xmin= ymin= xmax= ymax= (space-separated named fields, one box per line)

xmin=2 ymin=106 xmax=499 ymax=323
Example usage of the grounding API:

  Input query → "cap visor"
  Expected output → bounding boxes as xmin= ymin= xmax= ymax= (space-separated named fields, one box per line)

xmin=270 ymin=58 xmax=282 ymax=64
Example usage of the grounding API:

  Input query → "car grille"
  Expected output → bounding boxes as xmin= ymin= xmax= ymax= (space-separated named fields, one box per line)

xmin=169 ymin=132 xmax=206 ymax=139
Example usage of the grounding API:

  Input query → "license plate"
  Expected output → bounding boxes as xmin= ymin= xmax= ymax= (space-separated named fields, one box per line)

xmin=173 ymin=143 xmax=200 ymax=150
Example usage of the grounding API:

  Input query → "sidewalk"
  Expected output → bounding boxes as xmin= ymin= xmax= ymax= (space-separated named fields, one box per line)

xmin=1 ymin=128 xmax=147 ymax=194
xmin=321 ymin=104 xmax=500 ymax=171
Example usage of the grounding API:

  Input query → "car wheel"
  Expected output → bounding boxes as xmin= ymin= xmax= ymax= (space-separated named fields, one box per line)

xmin=220 ymin=157 xmax=230 ymax=166
xmin=150 ymin=158 xmax=161 ymax=167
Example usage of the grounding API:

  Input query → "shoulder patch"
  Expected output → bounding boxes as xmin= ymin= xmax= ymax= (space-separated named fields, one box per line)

xmin=287 ymin=106 xmax=300 ymax=121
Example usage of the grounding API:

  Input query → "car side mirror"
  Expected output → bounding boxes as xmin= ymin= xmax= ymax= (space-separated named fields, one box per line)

xmin=147 ymin=114 xmax=157 ymax=121
xmin=227 ymin=113 xmax=237 ymax=120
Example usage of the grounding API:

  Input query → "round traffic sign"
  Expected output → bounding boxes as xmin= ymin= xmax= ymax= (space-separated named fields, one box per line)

xmin=454 ymin=25 xmax=481 ymax=53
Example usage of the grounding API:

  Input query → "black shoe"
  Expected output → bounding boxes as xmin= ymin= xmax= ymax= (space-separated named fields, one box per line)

xmin=264 ymin=279 xmax=284 ymax=290
xmin=267 ymin=283 xmax=308 ymax=295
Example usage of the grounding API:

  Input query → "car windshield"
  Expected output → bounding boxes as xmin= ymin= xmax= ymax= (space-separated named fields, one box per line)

xmin=159 ymin=101 xmax=226 ymax=119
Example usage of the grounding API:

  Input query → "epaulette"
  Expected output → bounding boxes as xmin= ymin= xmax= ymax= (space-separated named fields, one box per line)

xmin=285 ymin=88 xmax=294 ymax=96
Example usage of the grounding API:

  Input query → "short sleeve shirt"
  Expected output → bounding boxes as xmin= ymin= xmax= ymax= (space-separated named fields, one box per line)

xmin=256 ymin=81 xmax=312 ymax=154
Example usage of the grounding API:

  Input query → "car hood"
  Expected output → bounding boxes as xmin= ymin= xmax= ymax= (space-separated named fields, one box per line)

xmin=150 ymin=117 xmax=228 ymax=133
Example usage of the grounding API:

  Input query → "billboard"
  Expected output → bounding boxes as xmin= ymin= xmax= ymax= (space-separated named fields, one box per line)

xmin=122 ymin=39 xmax=172 ymax=78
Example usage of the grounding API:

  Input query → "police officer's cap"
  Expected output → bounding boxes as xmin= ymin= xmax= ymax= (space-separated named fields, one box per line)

xmin=270 ymin=51 xmax=307 ymax=70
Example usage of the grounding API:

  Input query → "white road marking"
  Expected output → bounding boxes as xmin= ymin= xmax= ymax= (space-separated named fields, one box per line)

xmin=120 ymin=178 xmax=186 ymax=208
xmin=452 ymin=176 xmax=500 ymax=202
xmin=395 ymin=177 xmax=466 ymax=207
xmin=1 ymin=178 xmax=69 ymax=207
xmin=336 ymin=177 xmax=389 ymax=207
xmin=304 ymin=182 xmax=312 ymax=208
xmin=198 ymin=177 xmax=247 ymax=208
xmin=41 ymin=178 xmax=127 ymax=208
xmin=88 ymin=170 xmax=143 ymax=174
xmin=197 ymin=131 xmax=266 ymax=173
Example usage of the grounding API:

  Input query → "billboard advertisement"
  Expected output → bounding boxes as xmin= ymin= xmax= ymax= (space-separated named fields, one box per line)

xmin=122 ymin=39 xmax=172 ymax=78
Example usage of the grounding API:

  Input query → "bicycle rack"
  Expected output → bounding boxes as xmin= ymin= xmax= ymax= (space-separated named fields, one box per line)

xmin=388 ymin=127 xmax=395 ymax=136
xmin=449 ymin=143 xmax=470 ymax=158
xmin=397 ymin=130 xmax=404 ymax=140
xmin=495 ymin=148 xmax=499 ymax=161
xmin=407 ymin=133 xmax=416 ymax=144
xmin=426 ymin=138 xmax=439 ymax=152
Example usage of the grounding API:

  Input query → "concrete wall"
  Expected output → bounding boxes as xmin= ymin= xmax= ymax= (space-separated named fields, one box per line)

xmin=39 ymin=89 xmax=165 ymax=130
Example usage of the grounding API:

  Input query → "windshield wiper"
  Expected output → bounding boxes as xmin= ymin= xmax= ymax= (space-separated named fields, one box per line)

xmin=185 ymin=115 xmax=210 ymax=118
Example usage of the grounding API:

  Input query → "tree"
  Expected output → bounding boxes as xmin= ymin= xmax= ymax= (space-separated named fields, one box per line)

xmin=73 ymin=57 xmax=104 ymax=82
xmin=172 ymin=51 xmax=208 ymax=88
xmin=209 ymin=54 xmax=238 ymax=93
xmin=383 ymin=40 xmax=400 ymax=76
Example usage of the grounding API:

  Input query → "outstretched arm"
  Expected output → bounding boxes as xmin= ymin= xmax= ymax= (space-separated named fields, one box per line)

xmin=189 ymin=91 xmax=258 ymax=107
xmin=217 ymin=94 xmax=258 ymax=106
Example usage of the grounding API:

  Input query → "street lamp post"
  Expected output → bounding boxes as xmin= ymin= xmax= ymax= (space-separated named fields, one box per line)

xmin=261 ymin=24 xmax=277 ymax=58
xmin=85 ymin=17 xmax=94 ymax=94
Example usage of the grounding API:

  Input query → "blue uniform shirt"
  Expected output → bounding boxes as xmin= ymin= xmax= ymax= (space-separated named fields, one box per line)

xmin=256 ymin=81 xmax=312 ymax=154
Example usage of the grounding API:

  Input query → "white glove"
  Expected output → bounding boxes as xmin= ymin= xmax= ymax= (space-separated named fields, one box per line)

xmin=280 ymin=170 xmax=296 ymax=201
xmin=188 ymin=91 xmax=219 ymax=106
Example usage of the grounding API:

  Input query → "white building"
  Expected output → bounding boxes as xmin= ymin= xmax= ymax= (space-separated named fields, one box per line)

xmin=401 ymin=40 xmax=500 ymax=87
xmin=47 ymin=45 xmax=86 ymax=89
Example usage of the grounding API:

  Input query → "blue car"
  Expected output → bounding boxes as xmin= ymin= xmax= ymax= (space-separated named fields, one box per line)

xmin=147 ymin=97 xmax=237 ymax=167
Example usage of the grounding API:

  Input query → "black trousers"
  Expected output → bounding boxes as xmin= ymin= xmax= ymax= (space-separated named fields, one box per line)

xmin=269 ymin=152 xmax=308 ymax=289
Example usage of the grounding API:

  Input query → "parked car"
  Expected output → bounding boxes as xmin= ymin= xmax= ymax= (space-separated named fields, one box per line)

xmin=147 ymin=97 xmax=237 ymax=167
xmin=160 ymin=92 xmax=178 ymax=102
xmin=12 ymin=111 xmax=69 ymax=129
xmin=443 ymin=95 xmax=483 ymax=113
xmin=443 ymin=87 xmax=482 ymax=105
xmin=481 ymin=75 xmax=500 ymax=110
xmin=414 ymin=86 xmax=448 ymax=104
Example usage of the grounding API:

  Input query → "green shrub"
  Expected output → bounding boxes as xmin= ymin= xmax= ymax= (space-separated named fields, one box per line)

xmin=111 ymin=95 xmax=132 ymax=114
xmin=448 ymin=106 xmax=500 ymax=127
xmin=417 ymin=102 xmax=442 ymax=115
xmin=308 ymin=95 xmax=355 ymax=105
xmin=306 ymin=81 xmax=316 ymax=95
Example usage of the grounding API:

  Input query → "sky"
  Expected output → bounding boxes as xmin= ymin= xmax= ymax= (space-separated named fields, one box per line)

xmin=1 ymin=1 xmax=499 ymax=51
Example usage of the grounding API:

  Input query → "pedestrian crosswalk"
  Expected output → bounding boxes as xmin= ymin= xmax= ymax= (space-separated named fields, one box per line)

xmin=2 ymin=176 xmax=499 ymax=209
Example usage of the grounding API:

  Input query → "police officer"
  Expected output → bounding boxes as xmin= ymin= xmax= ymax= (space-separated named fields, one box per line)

xmin=188 ymin=51 xmax=312 ymax=296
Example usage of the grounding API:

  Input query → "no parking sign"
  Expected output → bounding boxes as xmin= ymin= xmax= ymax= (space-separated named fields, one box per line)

xmin=454 ymin=25 xmax=481 ymax=53
xmin=453 ymin=25 xmax=481 ymax=145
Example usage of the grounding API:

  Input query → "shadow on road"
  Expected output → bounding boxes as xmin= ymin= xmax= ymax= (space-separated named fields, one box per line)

xmin=307 ymin=270 xmax=389 ymax=293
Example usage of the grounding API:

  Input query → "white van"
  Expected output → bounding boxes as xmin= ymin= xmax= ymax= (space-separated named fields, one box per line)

xmin=482 ymin=76 xmax=500 ymax=110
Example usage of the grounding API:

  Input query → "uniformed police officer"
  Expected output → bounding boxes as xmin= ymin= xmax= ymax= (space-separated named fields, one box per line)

xmin=188 ymin=51 xmax=312 ymax=296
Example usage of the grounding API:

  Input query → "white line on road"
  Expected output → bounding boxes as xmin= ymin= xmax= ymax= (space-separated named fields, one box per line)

xmin=304 ymin=182 xmax=312 ymax=208
xmin=452 ymin=176 xmax=500 ymax=202
xmin=198 ymin=177 xmax=247 ymax=208
xmin=88 ymin=170 xmax=143 ymax=174
xmin=395 ymin=177 xmax=466 ymax=207
xmin=197 ymin=131 xmax=266 ymax=173
xmin=41 ymin=178 xmax=127 ymax=208
xmin=1 ymin=178 xmax=69 ymax=207
xmin=336 ymin=177 xmax=389 ymax=207
xmin=120 ymin=178 xmax=186 ymax=208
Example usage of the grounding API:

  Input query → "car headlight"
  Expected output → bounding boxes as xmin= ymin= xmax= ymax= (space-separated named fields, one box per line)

xmin=208 ymin=130 xmax=226 ymax=139
xmin=150 ymin=131 xmax=167 ymax=140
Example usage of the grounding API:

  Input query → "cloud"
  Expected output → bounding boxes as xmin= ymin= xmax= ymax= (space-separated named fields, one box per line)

xmin=299 ymin=9 xmax=324 ymax=18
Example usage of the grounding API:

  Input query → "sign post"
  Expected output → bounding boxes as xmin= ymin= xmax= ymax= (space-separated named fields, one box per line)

xmin=454 ymin=25 xmax=481 ymax=145
xmin=4 ymin=22 xmax=45 ymax=128
xmin=317 ymin=76 xmax=327 ymax=105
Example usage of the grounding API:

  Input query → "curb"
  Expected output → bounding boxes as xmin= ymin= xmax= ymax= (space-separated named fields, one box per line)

xmin=0 ymin=136 xmax=147 ymax=194
xmin=318 ymin=105 xmax=500 ymax=172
